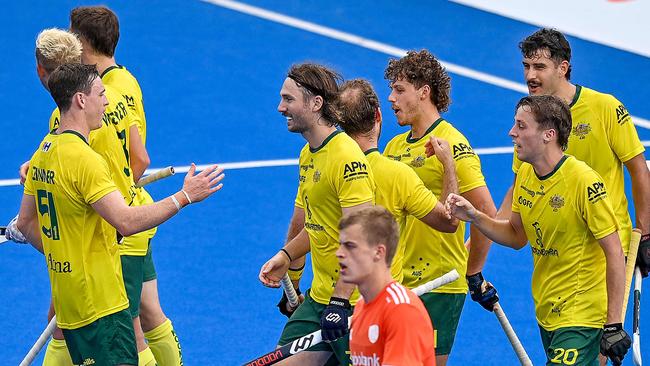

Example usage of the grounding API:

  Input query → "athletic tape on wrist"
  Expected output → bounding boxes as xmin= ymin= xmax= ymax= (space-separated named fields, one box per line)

xmin=170 ymin=195 xmax=181 ymax=211
xmin=181 ymin=190 xmax=192 ymax=204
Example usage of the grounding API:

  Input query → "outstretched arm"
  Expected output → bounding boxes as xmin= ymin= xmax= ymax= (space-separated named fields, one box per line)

xmin=446 ymin=193 xmax=527 ymax=249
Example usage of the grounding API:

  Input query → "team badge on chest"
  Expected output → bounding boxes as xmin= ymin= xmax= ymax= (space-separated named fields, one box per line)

xmin=548 ymin=194 xmax=565 ymax=212
xmin=313 ymin=169 xmax=321 ymax=183
xmin=368 ymin=324 xmax=379 ymax=344
xmin=572 ymin=123 xmax=591 ymax=139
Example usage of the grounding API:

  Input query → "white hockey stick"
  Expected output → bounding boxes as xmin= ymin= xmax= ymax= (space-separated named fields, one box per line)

xmin=493 ymin=302 xmax=532 ymax=366
xmin=244 ymin=270 xmax=460 ymax=366
xmin=20 ymin=316 xmax=57 ymax=366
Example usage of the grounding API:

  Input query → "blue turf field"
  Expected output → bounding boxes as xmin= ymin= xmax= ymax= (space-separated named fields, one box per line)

xmin=1 ymin=1 xmax=649 ymax=364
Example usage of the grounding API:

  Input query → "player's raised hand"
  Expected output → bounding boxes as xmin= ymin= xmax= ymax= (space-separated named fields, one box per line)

xmin=181 ymin=163 xmax=224 ymax=203
xmin=259 ymin=252 xmax=291 ymax=288
xmin=446 ymin=193 xmax=478 ymax=222
xmin=425 ymin=136 xmax=453 ymax=165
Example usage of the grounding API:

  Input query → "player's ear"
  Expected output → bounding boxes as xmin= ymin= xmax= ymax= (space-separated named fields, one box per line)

xmin=419 ymin=84 xmax=431 ymax=101
xmin=375 ymin=244 xmax=386 ymax=262
xmin=558 ymin=60 xmax=570 ymax=79
xmin=311 ymin=95 xmax=323 ymax=112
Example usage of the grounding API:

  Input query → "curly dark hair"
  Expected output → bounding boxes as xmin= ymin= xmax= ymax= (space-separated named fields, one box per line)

xmin=384 ymin=50 xmax=451 ymax=112
xmin=516 ymin=95 xmax=572 ymax=151
xmin=519 ymin=28 xmax=572 ymax=80
xmin=336 ymin=79 xmax=379 ymax=137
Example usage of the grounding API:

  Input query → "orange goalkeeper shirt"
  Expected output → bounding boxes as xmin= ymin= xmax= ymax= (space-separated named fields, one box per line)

xmin=350 ymin=281 xmax=436 ymax=366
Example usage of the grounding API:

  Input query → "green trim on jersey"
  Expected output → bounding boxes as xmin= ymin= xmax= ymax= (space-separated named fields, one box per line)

xmin=568 ymin=85 xmax=582 ymax=108
xmin=101 ymin=64 xmax=124 ymax=78
xmin=309 ymin=130 xmax=342 ymax=153
xmin=406 ymin=118 xmax=443 ymax=143
xmin=364 ymin=147 xmax=380 ymax=155
xmin=59 ymin=130 xmax=89 ymax=145
xmin=536 ymin=155 xmax=568 ymax=181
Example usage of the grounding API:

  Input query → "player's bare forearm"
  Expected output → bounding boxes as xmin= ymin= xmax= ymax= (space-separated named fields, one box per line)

xmin=440 ymin=158 xmax=458 ymax=202
xmin=331 ymin=276 xmax=356 ymax=300
xmin=16 ymin=194 xmax=43 ymax=253
xmin=447 ymin=193 xmax=525 ymax=249
xmin=464 ymin=186 xmax=498 ymax=274
xmin=283 ymin=228 xmax=311 ymax=260
xmin=285 ymin=206 xmax=308 ymax=283
xmin=625 ymin=153 xmax=650 ymax=234
xmin=496 ymin=181 xmax=515 ymax=220
xmin=94 ymin=164 xmax=224 ymax=236
xmin=129 ymin=124 xmax=150 ymax=182
xmin=473 ymin=210 xmax=526 ymax=250
xmin=599 ymin=231 xmax=626 ymax=324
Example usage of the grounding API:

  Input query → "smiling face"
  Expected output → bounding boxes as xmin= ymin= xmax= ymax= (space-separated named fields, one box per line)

xmin=387 ymin=78 xmax=422 ymax=126
xmin=522 ymin=48 xmax=569 ymax=96
xmin=277 ymin=77 xmax=315 ymax=134
xmin=337 ymin=224 xmax=381 ymax=285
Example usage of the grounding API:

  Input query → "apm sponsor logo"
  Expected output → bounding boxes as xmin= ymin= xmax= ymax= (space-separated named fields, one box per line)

xmin=343 ymin=161 xmax=369 ymax=180
xmin=452 ymin=143 xmax=475 ymax=160
xmin=615 ymin=104 xmax=630 ymax=125
xmin=587 ymin=182 xmax=607 ymax=203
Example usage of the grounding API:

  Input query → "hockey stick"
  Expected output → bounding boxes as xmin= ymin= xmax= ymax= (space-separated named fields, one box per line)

xmin=493 ymin=302 xmax=532 ymax=366
xmin=135 ymin=166 xmax=175 ymax=187
xmin=19 ymin=316 xmax=57 ymax=366
xmin=0 ymin=226 xmax=7 ymax=244
xmin=623 ymin=229 xmax=642 ymax=322
xmin=632 ymin=267 xmax=642 ymax=366
xmin=281 ymin=273 xmax=300 ymax=308
xmin=243 ymin=270 xmax=460 ymax=366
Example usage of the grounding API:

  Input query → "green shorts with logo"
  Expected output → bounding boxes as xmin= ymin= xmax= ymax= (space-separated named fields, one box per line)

xmin=62 ymin=309 xmax=137 ymax=366
xmin=278 ymin=290 xmax=353 ymax=366
xmin=142 ymin=239 xmax=157 ymax=282
xmin=419 ymin=292 xmax=466 ymax=355
xmin=120 ymin=255 xmax=145 ymax=318
xmin=539 ymin=325 xmax=602 ymax=366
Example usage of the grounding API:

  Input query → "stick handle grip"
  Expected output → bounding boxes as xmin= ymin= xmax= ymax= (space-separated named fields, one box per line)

xmin=136 ymin=166 xmax=175 ymax=187
xmin=281 ymin=273 xmax=300 ymax=308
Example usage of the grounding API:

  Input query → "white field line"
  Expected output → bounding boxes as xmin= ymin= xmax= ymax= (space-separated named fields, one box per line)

xmin=3 ymin=141 xmax=648 ymax=187
xmin=200 ymin=0 xmax=650 ymax=131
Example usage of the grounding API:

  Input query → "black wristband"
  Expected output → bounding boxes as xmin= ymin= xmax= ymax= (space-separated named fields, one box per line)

xmin=329 ymin=297 xmax=351 ymax=309
xmin=604 ymin=323 xmax=623 ymax=332
xmin=280 ymin=248 xmax=292 ymax=262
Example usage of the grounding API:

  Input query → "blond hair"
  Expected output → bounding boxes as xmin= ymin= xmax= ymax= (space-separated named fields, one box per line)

xmin=35 ymin=28 xmax=82 ymax=73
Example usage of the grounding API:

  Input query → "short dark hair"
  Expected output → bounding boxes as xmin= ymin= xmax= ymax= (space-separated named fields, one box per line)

xmin=339 ymin=206 xmax=399 ymax=266
xmin=384 ymin=49 xmax=451 ymax=112
xmin=70 ymin=6 xmax=120 ymax=57
xmin=516 ymin=95 xmax=572 ymax=151
xmin=336 ymin=79 xmax=379 ymax=137
xmin=519 ymin=28 xmax=572 ymax=80
xmin=48 ymin=63 xmax=99 ymax=113
xmin=287 ymin=63 xmax=342 ymax=126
